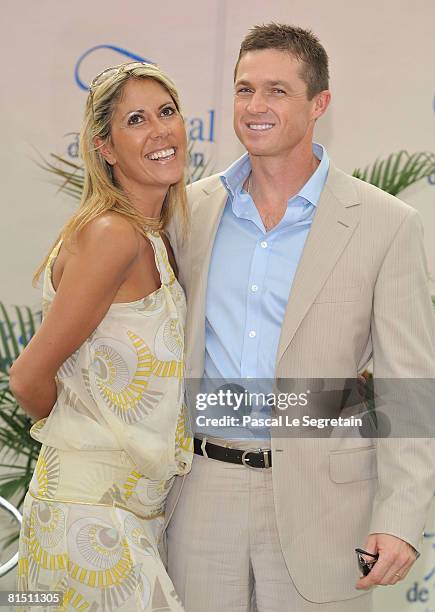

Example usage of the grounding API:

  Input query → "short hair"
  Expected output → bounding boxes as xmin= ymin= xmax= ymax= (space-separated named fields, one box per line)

xmin=234 ymin=23 xmax=329 ymax=99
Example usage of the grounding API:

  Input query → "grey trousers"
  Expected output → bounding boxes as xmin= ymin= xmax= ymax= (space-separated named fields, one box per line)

xmin=166 ymin=448 xmax=373 ymax=612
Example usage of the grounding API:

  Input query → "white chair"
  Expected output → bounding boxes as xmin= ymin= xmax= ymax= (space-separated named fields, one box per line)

xmin=0 ymin=496 xmax=22 ymax=577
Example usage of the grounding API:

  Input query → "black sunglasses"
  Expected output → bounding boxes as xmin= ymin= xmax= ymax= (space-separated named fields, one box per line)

xmin=355 ymin=548 xmax=379 ymax=576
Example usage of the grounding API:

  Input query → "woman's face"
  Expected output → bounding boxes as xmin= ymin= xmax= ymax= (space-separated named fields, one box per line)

xmin=100 ymin=78 xmax=187 ymax=193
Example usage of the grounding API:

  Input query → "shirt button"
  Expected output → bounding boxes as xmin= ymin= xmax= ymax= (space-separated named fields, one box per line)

xmin=260 ymin=241 xmax=268 ymax=249
xmin=249 ymin=330 xmax=256 ymax=338
xmin=251 ymin=284 xmax=258 ymax=292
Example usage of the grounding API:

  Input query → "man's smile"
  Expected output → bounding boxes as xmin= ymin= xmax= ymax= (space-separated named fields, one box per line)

xmin=246 ymin=122 xmax=274 ymax=131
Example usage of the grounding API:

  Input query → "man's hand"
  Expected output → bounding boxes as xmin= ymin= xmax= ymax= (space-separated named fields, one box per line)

xmin=356 ymin=533 xmax=417 ymax=589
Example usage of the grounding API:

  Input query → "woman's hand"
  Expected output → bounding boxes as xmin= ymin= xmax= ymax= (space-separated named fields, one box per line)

xmin=9 ymin=214 xmax=140 ymax=419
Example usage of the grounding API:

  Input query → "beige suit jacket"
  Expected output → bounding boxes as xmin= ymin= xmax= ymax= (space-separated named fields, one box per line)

xmin=168 ymin=162 xmax=435 ymax=603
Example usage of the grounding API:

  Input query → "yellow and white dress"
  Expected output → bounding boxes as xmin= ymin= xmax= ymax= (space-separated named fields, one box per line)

xmin=17 ymin=231 xmax=192 ymax=611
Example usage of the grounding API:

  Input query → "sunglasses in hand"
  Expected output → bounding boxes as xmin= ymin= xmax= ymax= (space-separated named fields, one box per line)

xmin=355 ymin=548 xmax=379 ymax=576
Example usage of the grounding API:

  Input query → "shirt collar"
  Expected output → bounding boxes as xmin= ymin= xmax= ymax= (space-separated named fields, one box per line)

xmin=220 ymin=153 xmax=251 ymax=200
xmin=220 ymin=143 xmax=329 ymax=209
xmin=297 ymin=143 xmax=329 ymax=207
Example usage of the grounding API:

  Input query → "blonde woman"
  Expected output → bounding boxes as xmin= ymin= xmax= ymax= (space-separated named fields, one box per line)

xmin=10 ymin=62 xmax=192 ymax=611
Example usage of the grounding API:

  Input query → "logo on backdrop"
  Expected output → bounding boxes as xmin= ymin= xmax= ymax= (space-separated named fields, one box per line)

xmin=74 ymin=45 xmax=155 ymax=91
xmin=64 ymin=44 xmax=215 ymax=176
xmin=404 ymin=530 xmax=435 ymax=607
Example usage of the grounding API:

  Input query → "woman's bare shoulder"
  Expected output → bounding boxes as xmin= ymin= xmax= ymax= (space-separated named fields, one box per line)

xmin=61 ymin=213 xmax=140 ymax=265
xmin=78 ymin=213 xmax=139 ymax=248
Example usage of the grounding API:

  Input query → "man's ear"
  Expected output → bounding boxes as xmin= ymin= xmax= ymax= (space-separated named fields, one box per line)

xmin=312 ymin=90 xmax=331 ymax=121
xmin=93 ymin=136 xmax=116 ymax=165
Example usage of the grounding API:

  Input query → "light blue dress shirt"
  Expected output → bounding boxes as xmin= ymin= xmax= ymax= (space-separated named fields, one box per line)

xmin=199 ymin=144 xmax=329 ymax=439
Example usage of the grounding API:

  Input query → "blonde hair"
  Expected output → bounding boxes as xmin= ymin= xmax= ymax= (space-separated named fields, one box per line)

xmin=34 ymin=62 xmax=188 ymax=284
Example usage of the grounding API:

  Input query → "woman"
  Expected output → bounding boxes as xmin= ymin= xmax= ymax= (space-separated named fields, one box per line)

xmin=10 ymin=61 xmax=192 ymax=611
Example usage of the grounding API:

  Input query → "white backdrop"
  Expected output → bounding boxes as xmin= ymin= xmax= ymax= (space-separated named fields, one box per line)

xmin=1 ymin=1 xmax=435 ymax=608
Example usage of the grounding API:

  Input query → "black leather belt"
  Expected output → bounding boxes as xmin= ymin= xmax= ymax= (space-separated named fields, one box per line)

xmin=194 ymin=438 xmax=272 ymax=469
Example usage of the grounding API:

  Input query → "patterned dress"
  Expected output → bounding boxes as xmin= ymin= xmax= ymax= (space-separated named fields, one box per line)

xmin=17 ymin=231 xmax=192 ymax=611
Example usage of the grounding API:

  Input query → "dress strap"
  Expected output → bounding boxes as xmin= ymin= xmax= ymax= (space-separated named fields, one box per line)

xmin=42 ymin=239 xmax=63 ymax=299
xmin=146 ymin=232 xmax=176 ymax=286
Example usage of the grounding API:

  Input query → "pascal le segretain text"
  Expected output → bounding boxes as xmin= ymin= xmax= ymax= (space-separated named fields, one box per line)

xmin=195 ymin=415 xmax=363 ymax=430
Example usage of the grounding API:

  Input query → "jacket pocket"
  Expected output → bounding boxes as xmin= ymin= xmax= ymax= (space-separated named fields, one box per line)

xmin=329 ymin=446 xmax=377 ymax=483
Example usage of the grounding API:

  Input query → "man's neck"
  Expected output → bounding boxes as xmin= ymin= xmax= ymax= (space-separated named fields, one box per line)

xmin=248 ymin=145 xmax=319 ymax=204
xmin=246 ymin=144 xmax=320 ymax=231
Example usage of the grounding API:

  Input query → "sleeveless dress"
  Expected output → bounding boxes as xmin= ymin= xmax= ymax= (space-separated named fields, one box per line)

xmin=17 ymin=231 xmax=193 ymax=611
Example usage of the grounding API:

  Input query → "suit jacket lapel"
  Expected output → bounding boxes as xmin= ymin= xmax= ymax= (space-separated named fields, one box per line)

xmin=185 ymin=178 xmax=227 ymax=377
xmin=275 ymin=165 xmax=362 ymax=366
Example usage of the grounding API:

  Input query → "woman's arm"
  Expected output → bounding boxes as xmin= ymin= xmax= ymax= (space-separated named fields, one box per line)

xmin=9 ymin=214 xmax=139 ymax=420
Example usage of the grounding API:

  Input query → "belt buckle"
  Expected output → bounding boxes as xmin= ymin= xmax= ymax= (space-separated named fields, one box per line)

xmin=241 ymin=448 xmax=270 ymax=470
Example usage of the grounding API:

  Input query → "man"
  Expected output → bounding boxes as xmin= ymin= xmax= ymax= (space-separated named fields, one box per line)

xmin=166 ymin=23 xmax=435 ymax=611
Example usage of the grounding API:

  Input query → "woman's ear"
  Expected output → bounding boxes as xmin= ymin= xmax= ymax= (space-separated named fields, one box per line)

xmin=93 ymin=136 xmax=116 ymax=165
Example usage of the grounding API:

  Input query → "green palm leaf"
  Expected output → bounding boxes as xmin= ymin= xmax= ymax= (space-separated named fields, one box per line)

xmin=34 ymin=151 xmax=85 ymax=200
xmin=353 ymin=150 xmax=435 ymax=195
xmin=0 ymin=303 xmax=41 ymax=538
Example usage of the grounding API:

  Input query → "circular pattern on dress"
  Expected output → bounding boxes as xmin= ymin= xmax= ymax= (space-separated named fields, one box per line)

xmin=68 ymin=517 xmax=124 ymax=571
xmin=92 ymin=338 xmax=133 ymax=393
xmin=135 ymin=476 xmax=172 ymax=506
xmin=163 ymin=318 xmax=183 ymax=360
xmin=85 ymin=335 xmax=162 ymax=424
xmin=123 ymin=514 xmax=154 ymax=556
xmin=67 ymin=519 xmax=136 ymax=595
xmin=154 ymin=317 xmax=183 ymax=361
xmin=57 ymin=348 xmax=79 ymax=379
xmin=29 ymin=446 xmax=60 ymax=498
xmin=31 ymin=502 xmax=65 ymax=549
xmin=135 ymin=289 xmax=166 ymax=316
xmin=122 ymin=470 xmax=169 ymax=514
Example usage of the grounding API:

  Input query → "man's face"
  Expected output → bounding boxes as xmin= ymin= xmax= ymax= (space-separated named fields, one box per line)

xmin=233 ymin=49 xmax=329 ymax=159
